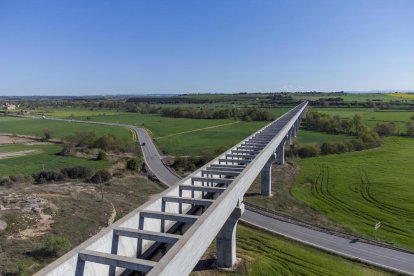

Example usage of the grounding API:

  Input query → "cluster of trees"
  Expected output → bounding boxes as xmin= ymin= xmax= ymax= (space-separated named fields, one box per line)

xmin=293 ymin=112 xmax=385 ymax=158
xmin=61 ymin=131 xmax=137 ymax=154
xmin=127 ymin=96 xmax=210 ymax=104
xmin=126 ymin=157 xmax=144 ymax=172
xmin=171 ymin=156 xmax=208 ymax=172
xmin=304 ymin=112 xmax=392 ymax=138
xmin=32 ymin=166 xmax=95 ymax=184
xmin=171 ymin=148 xmax=225 ymax=172
xmin=293 ymin=135 xmax=382 ymax=158
xmin=125 ymin=101 xmax=274 ymax=121
xmin=158 ymin=106 xmax=273 ymax=121
xmin=31 ymin=166 xmax=114 ymax=185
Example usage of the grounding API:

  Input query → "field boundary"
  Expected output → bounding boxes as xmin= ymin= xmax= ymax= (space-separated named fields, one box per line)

xmin=155 ymin=121 xmax=240 ymax=139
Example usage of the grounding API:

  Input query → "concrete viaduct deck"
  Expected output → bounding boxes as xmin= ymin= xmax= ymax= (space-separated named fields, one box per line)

xmin=34 ymin=102 xmax=307 ymax=275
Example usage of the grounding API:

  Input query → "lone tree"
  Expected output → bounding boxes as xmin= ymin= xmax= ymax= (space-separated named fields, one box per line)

xmin=43 ymin=129 xmax=53 ymax=141
xmin=90 ymin=169 xmax=112 ymax=201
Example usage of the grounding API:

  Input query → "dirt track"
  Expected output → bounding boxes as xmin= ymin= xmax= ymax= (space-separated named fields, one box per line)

xmin=0 ymin=150 xmax=39 ymax=159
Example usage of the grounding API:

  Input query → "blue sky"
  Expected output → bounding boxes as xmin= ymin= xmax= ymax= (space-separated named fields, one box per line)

xmin=0 ymin=0 xmax=413 ymax=95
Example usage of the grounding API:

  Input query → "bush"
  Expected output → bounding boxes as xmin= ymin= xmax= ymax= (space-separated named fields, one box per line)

xmin=0 ymin=177 xmax=12 ymax=186
xmin=126 ymin=157 xmax=144 ymax=172
xmin=320 ymin=141 xmax=351 ymax=155
xmin=90 ymin=169 xmax=112 ymax=184
xmin=297 ymin=145 xmax=319 ymax=158
xmin=9 ymin=174 xmax=25 ymax=183
xmin=43 ymin=129 xmax=53 ymax=141
xmin=43 ymin=236 xmax=71 ymax=257
xmin=93 ymin=135 xmax=116 ymax=150
xmin=61 ymin=166 xmax=93 ymax=179
xmin=171 ymin=156 xmax=207 ymax=171
xmin=374 ymin=122 xmax=396 ymax=136
xmin=58 ymin=144 xmax=72 ymax=156
xmin=350 ymin=139 xmax=365 ymax=151
xmin=17 ymin=258 xmax=31 ymax=276
xmin=406 ymin=121 xmax=414 ymax=137
xmin=96 ymin=150 xmax=107 ymax=160
xmin=360 ymin=131 xmax=380 ymax=144
xmin=32 ymin=171 xmax=66 ymax=184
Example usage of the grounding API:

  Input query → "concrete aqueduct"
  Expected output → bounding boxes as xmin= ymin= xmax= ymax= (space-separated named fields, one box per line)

xmin=35 ymin=102 xmax=308 ymax=276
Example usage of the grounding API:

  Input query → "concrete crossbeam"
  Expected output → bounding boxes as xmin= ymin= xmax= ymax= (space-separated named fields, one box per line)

xmin=191 ymin=177 xmax=234 ymax=184
xmin=140 ymin=211 xmax=198 ymax=223
xmin=179 ymin=185 xmax=226 ymax=194
xmin=231 ymin=150 xmax=260 ymax=154
xmin=218 ymin=158 xmax=251 ymax=164
xmin=244 ymin=141 xmax=268 ymax=145
xmin=201 ymin=170 xmax=240 ymax=177
xmin=225 ymin=154 xmax=256 ymax=159
xmin=113 ymin=228 xmax=180 ymax=244
xmin=162 ymin=196 xmax=214 ymax=207
xmin=209 ymin=164 xmax=246 ymax=170
xmin=76 ymin=250 xmax=156 ymax=275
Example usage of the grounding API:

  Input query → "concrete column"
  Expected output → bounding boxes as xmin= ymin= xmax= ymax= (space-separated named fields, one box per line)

xmin=261 ymin=154 xmax=274 ymax=196
xmin=276 ymin=139 xmax=286 ymax=165
xmin=216 ymin=203 xmax=245 ymax=268
xmin=288 ymin=132 xmax=293 ymax=145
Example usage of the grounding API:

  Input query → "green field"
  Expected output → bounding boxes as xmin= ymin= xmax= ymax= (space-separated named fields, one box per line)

xmin=297 ymin=130 xmax=352 ymax=145
xmin=291 ymin=93 xmax=396 ymax=102
xmin=30 ymin=108 xmax=122 ymax=118
xmin=158 ymin=121 xmax=267 ymax=155
xmin=314 ymin=108 xmax=414 ymax=132
xmin=0 ymin=144 xmax=110 ymax=177
xmin=0 ymin=117 xmax=132 ymax=140
xmin=40 ymin=108 xmax=296 ymax=155
xmin=216 ymin=226 xmax=388 ymax=275
xmin=292 ymin=137 xmax=414 ymax=250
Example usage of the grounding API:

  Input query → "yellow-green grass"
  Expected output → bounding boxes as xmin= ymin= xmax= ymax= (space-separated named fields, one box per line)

xmin=0 ymin=144 xmax=110 ymax=177
xmin=218 ymin=225 xmax=389 ymax=275
xmin=292 ymin=137 xmax=414 ymax=250
xmin=314 ymin=108 xmax=414 ymax=132
xmin=291 ymin=93 xmax=400 ymax=102
xmin=0 ymin=117 xmax=132 ymax=140
xmin=386 ymin=92 xmax=414 ymax=100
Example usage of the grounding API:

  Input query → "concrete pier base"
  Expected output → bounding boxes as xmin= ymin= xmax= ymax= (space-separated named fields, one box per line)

xmin=261 ymin=155 xmax=274 ymax=196
xmin=216 ymin=203 xmax=245 ymax=268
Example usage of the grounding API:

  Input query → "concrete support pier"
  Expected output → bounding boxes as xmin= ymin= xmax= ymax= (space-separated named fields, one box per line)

xmin=216 ymin=203 xmax=245 ymax=268
xmin=276 ymin=140 xmax=286 ymax=165
xmin=261 ymin=155 xmax=274 ymax=196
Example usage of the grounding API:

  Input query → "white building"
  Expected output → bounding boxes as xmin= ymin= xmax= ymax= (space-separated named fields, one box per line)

xmin=3 ymin=103 xmax=16 ymax=110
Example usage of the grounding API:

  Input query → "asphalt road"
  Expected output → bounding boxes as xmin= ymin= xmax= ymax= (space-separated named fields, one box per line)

xmin=36 ymin=115 xmax=414 ymax=275
xmin=242 ymin=210 xmax=414 ymax=275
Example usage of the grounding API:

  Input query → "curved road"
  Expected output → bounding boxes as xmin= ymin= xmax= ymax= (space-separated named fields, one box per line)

xmin=29 ymin=115 xmax=414 ymax=275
